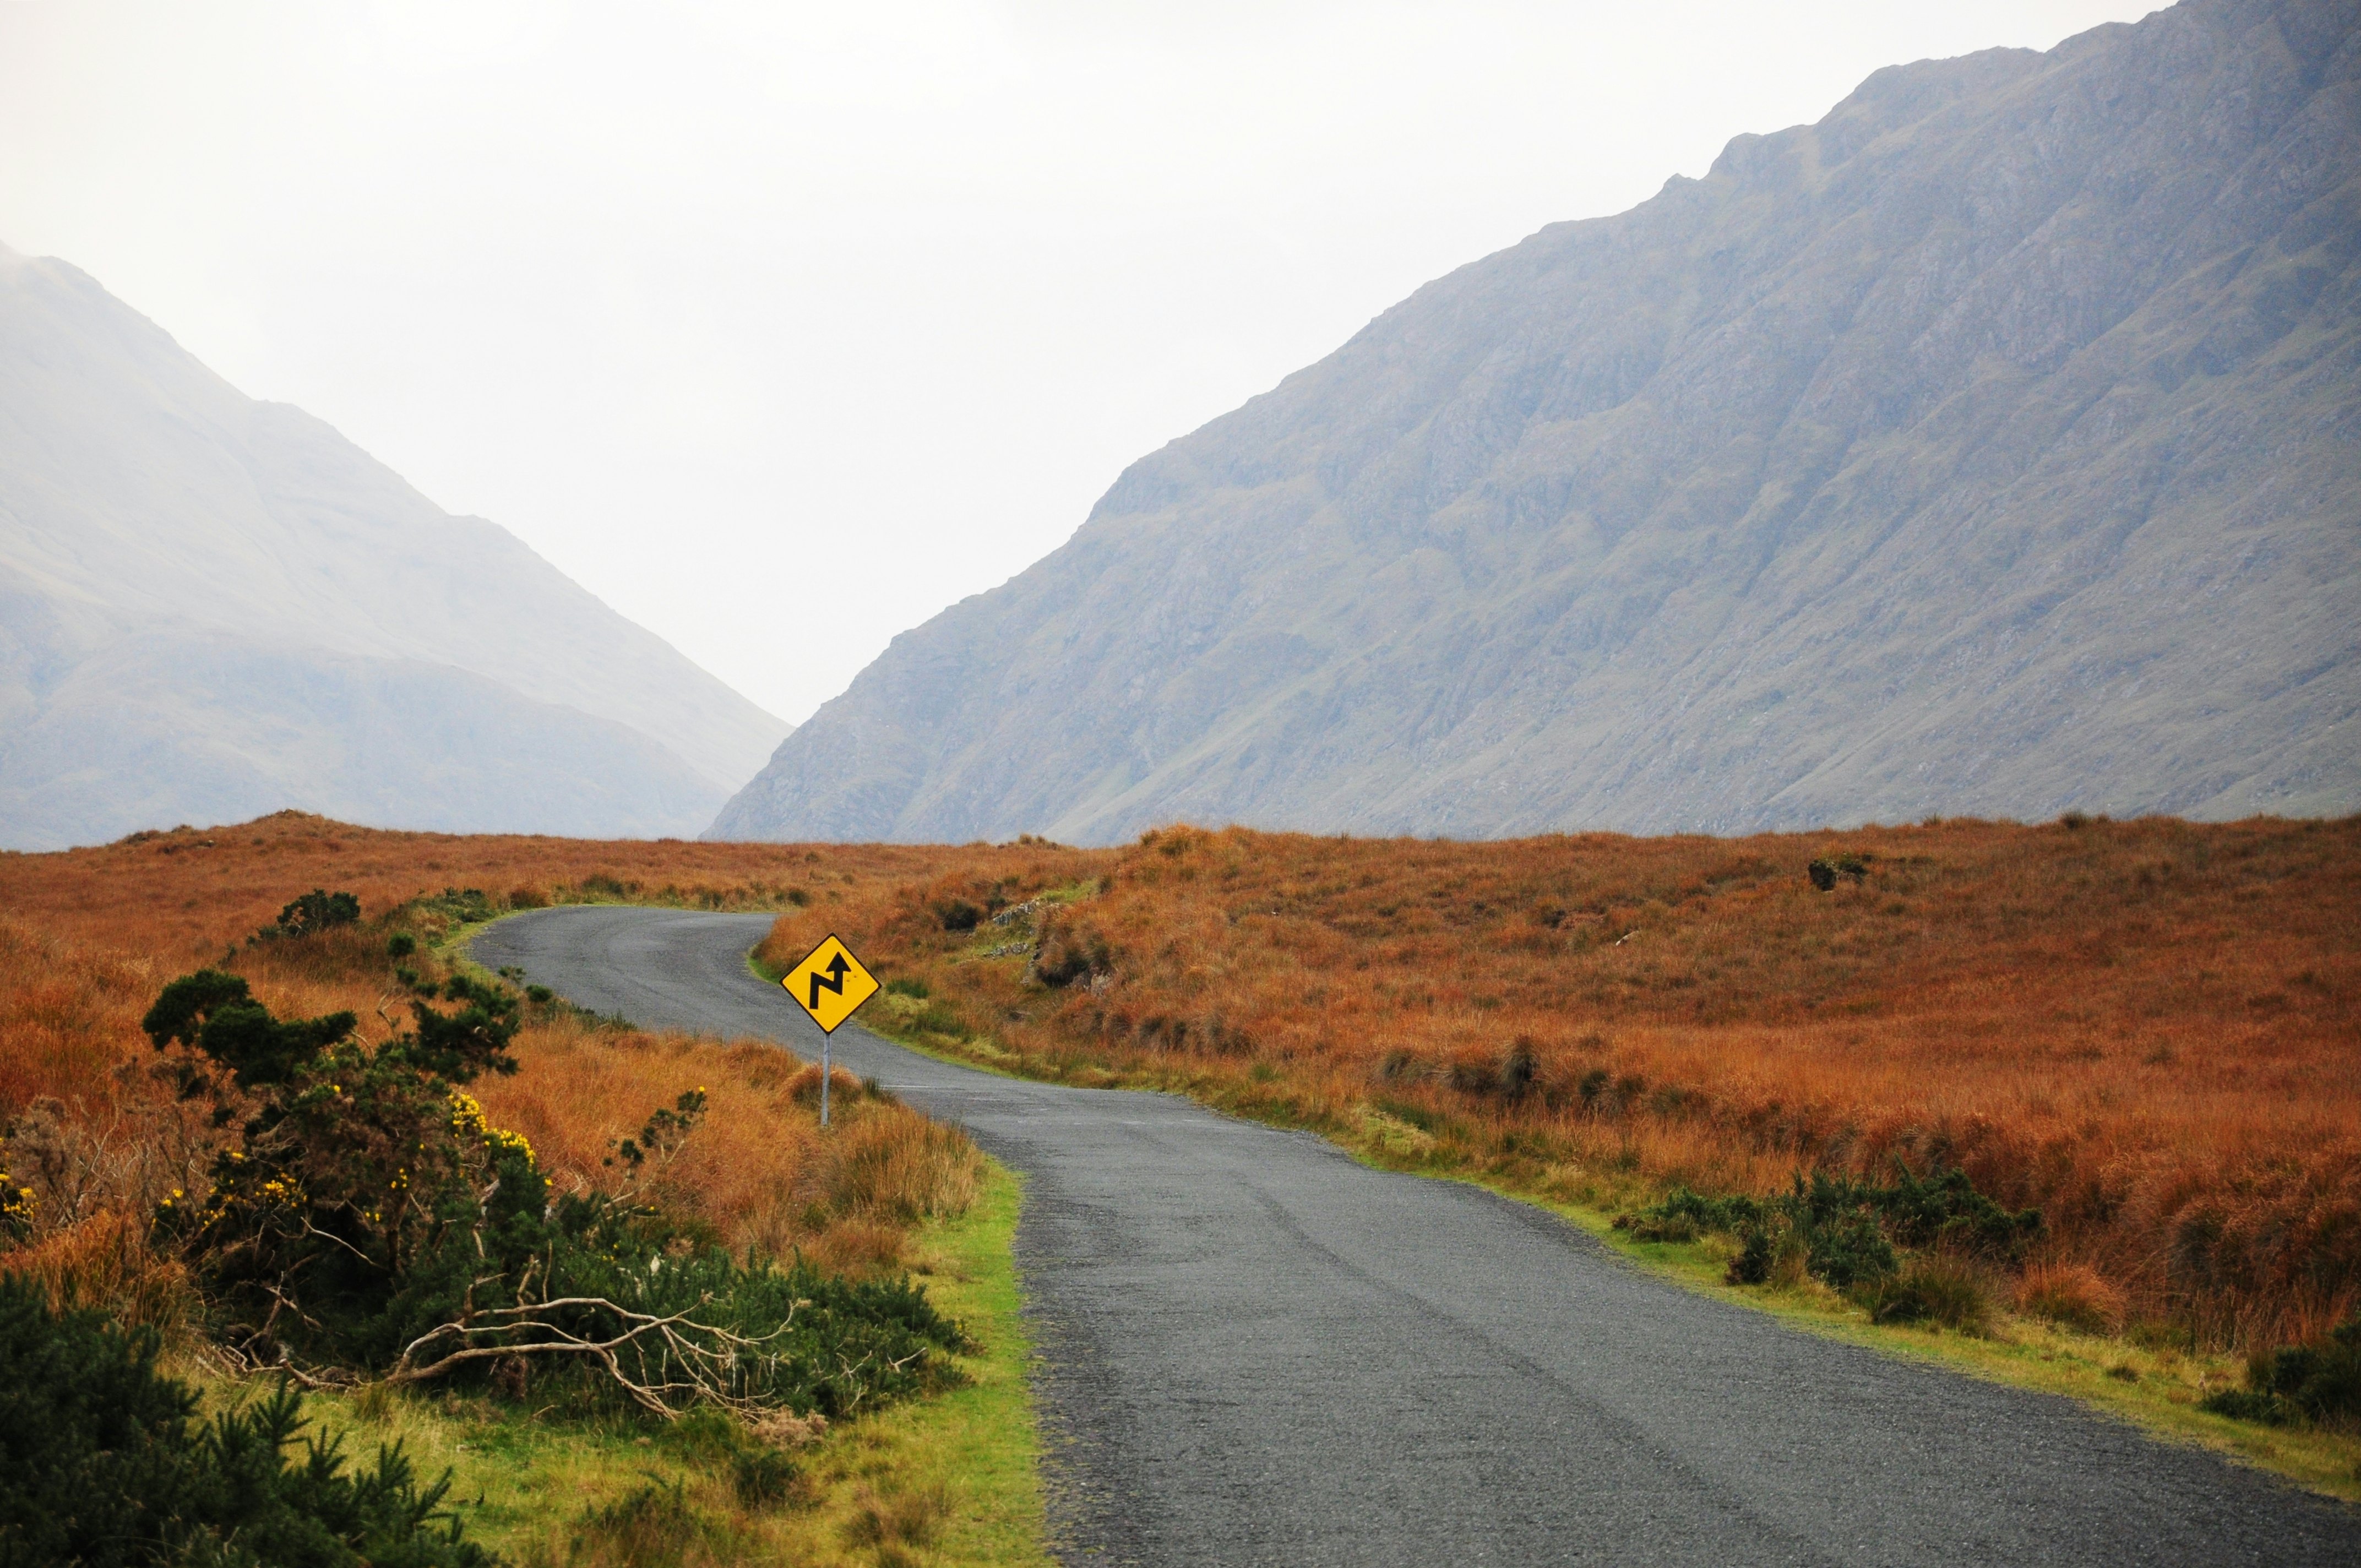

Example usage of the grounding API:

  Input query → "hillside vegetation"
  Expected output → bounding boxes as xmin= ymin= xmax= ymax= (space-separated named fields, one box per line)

xmin=8 ymin=808 xmax=2354 ymax=1515
xmin=0 ymin=813 xmax=1045 ymax=1564
xmin=716 ymin=0 xmax=2359 ymax=845
xmin=759 ymin=814 xmax=2361 ymax=1353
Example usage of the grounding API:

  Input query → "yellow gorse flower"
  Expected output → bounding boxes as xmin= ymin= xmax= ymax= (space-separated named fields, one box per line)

xmin=448 ymin=1091 xmax=535 ymax=1162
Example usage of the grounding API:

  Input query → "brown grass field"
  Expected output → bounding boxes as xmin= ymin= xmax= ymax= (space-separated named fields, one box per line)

xmin=0 ymin=810 xmax=1003 ymax=1297
xmin=758 ymin=814 xmax=2361 ymax=1352
xmin=4 ymin=806 xmax=2355 ymax=1362
xmin=0 ymin=812 xmax=1051 ymax=1564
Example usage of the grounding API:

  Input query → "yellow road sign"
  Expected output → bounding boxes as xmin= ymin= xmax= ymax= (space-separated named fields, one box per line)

xmin=782 ymin=934 xmax=879 ymax=1034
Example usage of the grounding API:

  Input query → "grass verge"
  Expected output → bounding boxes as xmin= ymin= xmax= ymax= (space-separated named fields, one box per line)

xmin=198 ymin=1158 xmax=1046 ymax=1567
xmin=1504 ymin=1182 xmax=2361 ymax=1503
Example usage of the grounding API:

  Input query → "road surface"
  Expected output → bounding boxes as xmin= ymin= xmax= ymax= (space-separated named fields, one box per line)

xmin=473 ymin=906 xmax=2360 ymax=1567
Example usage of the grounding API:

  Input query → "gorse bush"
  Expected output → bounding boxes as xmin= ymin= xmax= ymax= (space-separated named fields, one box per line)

xmin=1805 ymin=851 xmax=1870 ymax=891
xmin=272 ymin=889 xmax=363 ymax=940
xmin=2202 ymin=1314 xmax=2361 ymax=1429
xmin=1870 ymin=1164 xmax=2043 ymax=1257
xmin=144 ymin=968 xmax=537 ymax=1370
xmin=0 ymin=1275 xmax=488 ymax=1567
xmin=1622 ymin=1164 xmax=2039 ymax=1294
xmin=139 ymin=969 xmax=969 ymax=1418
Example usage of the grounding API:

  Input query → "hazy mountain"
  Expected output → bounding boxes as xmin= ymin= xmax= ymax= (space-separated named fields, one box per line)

xmin=0 ymin=246 xmax=789 ymax=850
xmin=712 ymin=0 xmax=2359 ymax=847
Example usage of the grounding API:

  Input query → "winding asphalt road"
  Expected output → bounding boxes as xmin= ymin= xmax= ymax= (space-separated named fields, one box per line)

xmin=474 ymin=906 xmax=2359 ymax=1566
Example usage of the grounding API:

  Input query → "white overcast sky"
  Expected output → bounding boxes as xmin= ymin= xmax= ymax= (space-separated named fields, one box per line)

xmin=1 ymin=1 xmax=2156 ymax=729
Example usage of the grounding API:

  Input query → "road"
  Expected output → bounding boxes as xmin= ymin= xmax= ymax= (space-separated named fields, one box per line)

xmin=472 ymin=906 xmax=2360 ymax=1567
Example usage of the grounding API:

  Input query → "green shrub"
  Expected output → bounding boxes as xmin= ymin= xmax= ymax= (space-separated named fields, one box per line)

xmin=1806 ymin=853 xmax=1870 ymax=891
xmin=1724 ymin=1216 xmax=1804 ymax=1286
xmin=147 ymin=970 xmax=536 ymax=1369
xmin=1872 ymin=1164 xmax=2044 ymax=1260
xmin=0 ymin=1276 xmax=488 ymax=1566
xmin=142 ymin=969 xmax=359 ymax=1091
xmin=1624 ymin=1164 xmax=2035 ymax=1292
xmin=271 ymin=889 xmax=363 ymax=940
xmin=387 ymin=932 xmax=418 ymax=959
xmin=2201 ymin=1315 xmax=2361 ymax=1428
xmin=883 ymin=978 xmax=931 ymax=999
xmin=932 ymin=899 xmax=983 ymax=933
xmin=140 ymin=970 xmax=969 ymax=1421
xmin=1615 ymin=1186 xmax=1764 ymax=1245
xmin=1798 ymin=1208 xmax=1896 ymax=1288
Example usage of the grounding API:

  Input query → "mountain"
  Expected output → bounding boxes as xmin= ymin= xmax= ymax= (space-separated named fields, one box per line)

xmin=0 ymin=246 xmax=788 ymax=850
xmin=711 ymin=0 xmax=2359 ymax=847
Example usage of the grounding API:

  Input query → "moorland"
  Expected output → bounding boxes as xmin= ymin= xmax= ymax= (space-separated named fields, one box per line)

xmin=0 ymin=812 xmax=1048 ymax=1565
xmin=754 ymin=810 xmax=2361 ymax=1467
xmin=4 ymin=806 xmax=2358 ymax=1553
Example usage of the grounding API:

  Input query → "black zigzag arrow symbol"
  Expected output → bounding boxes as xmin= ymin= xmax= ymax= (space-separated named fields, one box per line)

xmin=807 ymin=952 xmax=851 ymax=1010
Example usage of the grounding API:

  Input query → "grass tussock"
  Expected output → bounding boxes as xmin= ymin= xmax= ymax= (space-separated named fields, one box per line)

xmin=1857 ymin=1256 xmax=1995 ymax=1334
xmin=536 ymin=1483 xmax=734 ymax=1568
xmin=2015 ymin=1261 xmax=2129 ymax=1336
xmin=2 ymin=1207 xmax=196 ymax=1334
xmin=761 ymin=814 xmax=2361 ymax=1355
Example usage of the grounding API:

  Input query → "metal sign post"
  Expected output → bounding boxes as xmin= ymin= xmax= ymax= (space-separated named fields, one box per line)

xmin=781 ymin=934 xmax=879 ymax=1130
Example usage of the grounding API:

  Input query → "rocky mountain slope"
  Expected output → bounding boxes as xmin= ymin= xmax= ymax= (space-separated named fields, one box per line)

xmin=0 ymin=247 xmax=788 ymax=848
xmin=712 ymin=0 xmax=2359 ymax=845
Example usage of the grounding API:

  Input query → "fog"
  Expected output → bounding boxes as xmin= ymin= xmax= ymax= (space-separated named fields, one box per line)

xmin=0 ymin=1 xmax=2156 ymax=726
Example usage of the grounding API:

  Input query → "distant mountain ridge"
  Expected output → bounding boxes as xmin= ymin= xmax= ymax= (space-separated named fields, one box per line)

xmin=0 ymin=246 xmax=789 ymax=849
xmin=711 ymin=0 xmax=2360 ymax=846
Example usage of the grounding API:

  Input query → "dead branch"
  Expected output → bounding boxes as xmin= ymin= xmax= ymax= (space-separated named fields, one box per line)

xmin=381 ymin=1294 xmax=808 ymax=1418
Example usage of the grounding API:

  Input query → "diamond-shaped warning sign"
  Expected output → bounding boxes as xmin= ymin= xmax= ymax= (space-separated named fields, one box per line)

xmin=782 ymin=934 xmax=879 ymax=1034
